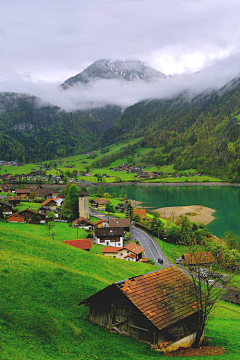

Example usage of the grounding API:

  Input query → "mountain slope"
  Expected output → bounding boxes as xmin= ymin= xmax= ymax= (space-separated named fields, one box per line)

xmin=101 ymin=78 xmax=240 ymax=180
xmin=0 ymin=92 xmax=103 ymax=161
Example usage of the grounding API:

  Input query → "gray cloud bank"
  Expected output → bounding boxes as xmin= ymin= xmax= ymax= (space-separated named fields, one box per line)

xmin=1 ymin=53 xmax=240 ymax=111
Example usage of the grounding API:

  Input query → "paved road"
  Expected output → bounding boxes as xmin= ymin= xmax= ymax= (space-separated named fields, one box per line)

xmin=90 ymin=209 xmax=174 ymax=267
xmin=130 ymin=225 xmax=173 ymax=267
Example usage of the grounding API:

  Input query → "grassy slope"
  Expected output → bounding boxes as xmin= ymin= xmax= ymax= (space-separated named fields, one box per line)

xmin=0 ymin=224 xmax=240 ymax=360
xmin=0 ymin=138 xmax=223 ymax=182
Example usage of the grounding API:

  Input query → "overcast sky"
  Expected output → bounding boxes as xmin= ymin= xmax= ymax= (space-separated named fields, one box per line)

xmin=1 ymin=0 xmax=240 ymax=109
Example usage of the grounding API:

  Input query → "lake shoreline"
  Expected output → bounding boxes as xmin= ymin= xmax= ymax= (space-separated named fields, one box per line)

xmin=89 ymin=181 xmax=240 ymax=187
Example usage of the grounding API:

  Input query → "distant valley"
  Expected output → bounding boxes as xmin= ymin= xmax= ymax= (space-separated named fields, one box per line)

xmin=1 ymin=59 xmax=240 ymax=181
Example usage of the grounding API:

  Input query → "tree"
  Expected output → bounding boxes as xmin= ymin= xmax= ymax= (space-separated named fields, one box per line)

xmin=134 ymin=214 xmax=141 ymax=223
xmin=47 ymin=211 xmax=55 ymax=222
xmin=29 ymin=191 xmax=37 ymax=201
xmin=105 ymin=203 xmax=115 ymax=214
xmin=124 ymin=232 xmax=132 ymax=242
xmin=96 ymin=187 xmax=104 ymax=198
xmin=125 ymin=202 xmax=133 ymax=220
xmin=60 ymin=184 xmax=79 ymax=220
xmin=222 ymin=231 xmax=240 ymax=251
xmin=112 ymin=192 xmax=117 ymax=199
xmin=179 ymin=244 xmax=235 ymax=348
xmin=45 ymin=221 xmax=56 ymax=240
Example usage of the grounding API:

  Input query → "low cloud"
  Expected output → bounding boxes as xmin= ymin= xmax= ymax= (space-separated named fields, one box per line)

xmin=0 ymin=53 xmax=240 ymax=111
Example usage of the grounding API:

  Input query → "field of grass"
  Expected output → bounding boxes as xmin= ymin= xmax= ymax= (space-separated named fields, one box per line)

xmin=0 ymin=138 xmax=224 ymax=183
xmin=1 ymin=223 xmax=240 ymax=360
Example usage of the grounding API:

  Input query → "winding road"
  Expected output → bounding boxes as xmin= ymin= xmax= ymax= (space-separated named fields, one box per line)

xmin=90 ymin=208 xmax=173 ymax=267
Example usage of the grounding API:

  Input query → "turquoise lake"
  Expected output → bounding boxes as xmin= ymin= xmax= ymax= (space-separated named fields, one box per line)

xmin=89 ymin=185 xmax=240 ymax=237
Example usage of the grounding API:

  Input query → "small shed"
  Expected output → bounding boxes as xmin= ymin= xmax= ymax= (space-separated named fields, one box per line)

xmin=182 ymin=251 xmax=216 ymax=266
xmin=221 ymin=287 xmax=240 ymax=306
xmin=79 ymin=268 xmax=199 ymax=352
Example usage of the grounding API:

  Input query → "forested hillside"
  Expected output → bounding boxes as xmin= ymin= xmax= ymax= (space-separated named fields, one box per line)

xmin=101 ymin=78 xmax=240 ymax=180
xmin=0 ymin=93 xmax=119 ymax=162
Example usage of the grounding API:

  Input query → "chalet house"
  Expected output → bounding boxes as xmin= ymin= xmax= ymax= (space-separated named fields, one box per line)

xmin=115 ymin=203 xmax=128 ymax=213
xmin=63 ymin=239 xmax=92 ymax=251
xmin=7 ymin=208 xmax=46 ymax=223
xmin=93 ymin=219 xmax=108 ymax=229
xmin=7 ymin=196 xmax=21 ymax=206
xmin=0 ymin=201 xmax=14 ymax=215
xmin=38 ymin=205 xmax=59 ymax=218
xmin=79 ymin=268 xmax=200 ymax=352
xmin=182 ymin=251 xmax=216 ymax=266
xmin=15 ymin=189 xmax=31 ymax=198
xmin=95 ymin=227 xmax=124 ymax=247
xmin=101 ymin=242 xmax=145 ymax=261
xmin=132 ymin=208 xmax=146 ymax=220
xmin=72 ymin=217 xmax=94 ymax=230
xmin=90 ymin=198 xmax=111 ymax=210
xmin=108 ymin=218 xmax=131 ymax=233
xmin=40 ymin=198 xmax=57 ymax=210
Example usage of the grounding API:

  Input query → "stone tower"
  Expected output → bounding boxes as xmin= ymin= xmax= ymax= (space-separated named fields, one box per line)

xmin=78 ymin=187 xmax=89 ymax=219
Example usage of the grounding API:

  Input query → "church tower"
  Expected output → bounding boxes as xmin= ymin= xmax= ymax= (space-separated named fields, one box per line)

xmin=78 ymin=187 xmax=89 ymax=219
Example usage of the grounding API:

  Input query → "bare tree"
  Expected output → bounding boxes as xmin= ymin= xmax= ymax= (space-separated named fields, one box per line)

xmin=180 ymin=249 xmax=234 ymax=348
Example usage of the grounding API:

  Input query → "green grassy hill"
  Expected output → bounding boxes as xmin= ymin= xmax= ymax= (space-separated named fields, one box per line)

xmin=1 ymin=224 xmax=240 ymax=360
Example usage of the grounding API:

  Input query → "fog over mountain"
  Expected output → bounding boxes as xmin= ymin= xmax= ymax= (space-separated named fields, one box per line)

xmin=1 ymin=54 xmax=240 ymax=111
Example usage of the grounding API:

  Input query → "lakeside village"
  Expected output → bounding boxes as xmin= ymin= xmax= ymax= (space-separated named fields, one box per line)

xmin=1 ymin=182 xmax=240 ymax=352
xmin=0 ymin=160 xmax=203 ymax=184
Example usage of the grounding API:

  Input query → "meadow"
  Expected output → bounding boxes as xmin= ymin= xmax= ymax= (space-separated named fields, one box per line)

xmin=0 ymin=139 xmax=223 ymax=183
xmin=0 ymin=221 xmax=239 ymax=360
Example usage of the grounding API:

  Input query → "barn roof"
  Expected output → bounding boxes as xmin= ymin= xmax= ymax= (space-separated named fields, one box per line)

xmin=109 ymin=218 xmax=131 ymax=228
xmin=183 ymin=251 xmax=216 ymax=265
xmin=79 ymin=267 xmax=197 ymax=331
xmin=63 ymin=239 xmax=92 ymax=250
xmin=221 ymin=287 xmax=240 ymax=305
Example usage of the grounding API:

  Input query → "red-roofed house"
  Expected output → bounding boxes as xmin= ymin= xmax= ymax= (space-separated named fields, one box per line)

xmin=101 ymin=242 xmax=145 ymax=261
xmin=132 ymin=208 xmax=146 ymax=220
xmin=72 ymin=217 xmax=94 ymax=230
xmin=63 ymin=239 xmax=92 ymax=251
xmin=41 ymin=198 xmax=57 ymax=210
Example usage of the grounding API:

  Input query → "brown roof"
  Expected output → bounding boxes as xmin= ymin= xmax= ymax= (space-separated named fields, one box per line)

xmin=91 ymin=198 xmax=111 ymax=205
xmin=132 ymin=209 xmax=146 ymax=218
xmin=16 ymin=189 xmax=31 ymax=194
xmin=221 ymin=287 xmax=240 ymax=305
xmin=72 ymin=217 xmax=94 ymax=226
xmin=101 ymin=246 xmax=123 ymax=253
xmin=95 ymin=227 xmax=125 ymax=237
xmin=41 ymin=198 xmax=57 ymax=206
xmin=183 ymin=251 xmax=216 ymax=265
xmin=79 ymin=268 xmax=197 ymax=331
xmin=63 ymin=239 xmax=92 ymax=250
xmin=124 ymin=243 xmax=145 ymax=255
xmin=109 ymin=218 xmax=131 ymax=228
xmin=7 ymin=196 xmax=21 ymax=201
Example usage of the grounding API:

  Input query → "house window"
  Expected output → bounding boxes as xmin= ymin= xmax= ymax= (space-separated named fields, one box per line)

xmin=106 ymin=241 xmax=109 ymax=245
xmin=127 ymin=251 xmax=129 ymax=254
xmin=120 ymin=253 xmax=123 ymax=256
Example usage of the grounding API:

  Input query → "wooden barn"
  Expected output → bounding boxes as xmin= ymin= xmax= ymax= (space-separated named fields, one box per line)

xmin=79 ymin=268 xmax=200 ymax=352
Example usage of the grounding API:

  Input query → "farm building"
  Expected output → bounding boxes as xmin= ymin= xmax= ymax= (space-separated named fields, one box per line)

xmin=63 ymin=239 xmax=92 ymax=251
xmin=79 ymin=268 xmax=200 ymax=352
xmin=182 ymin=251 xmax=216 ymax=266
